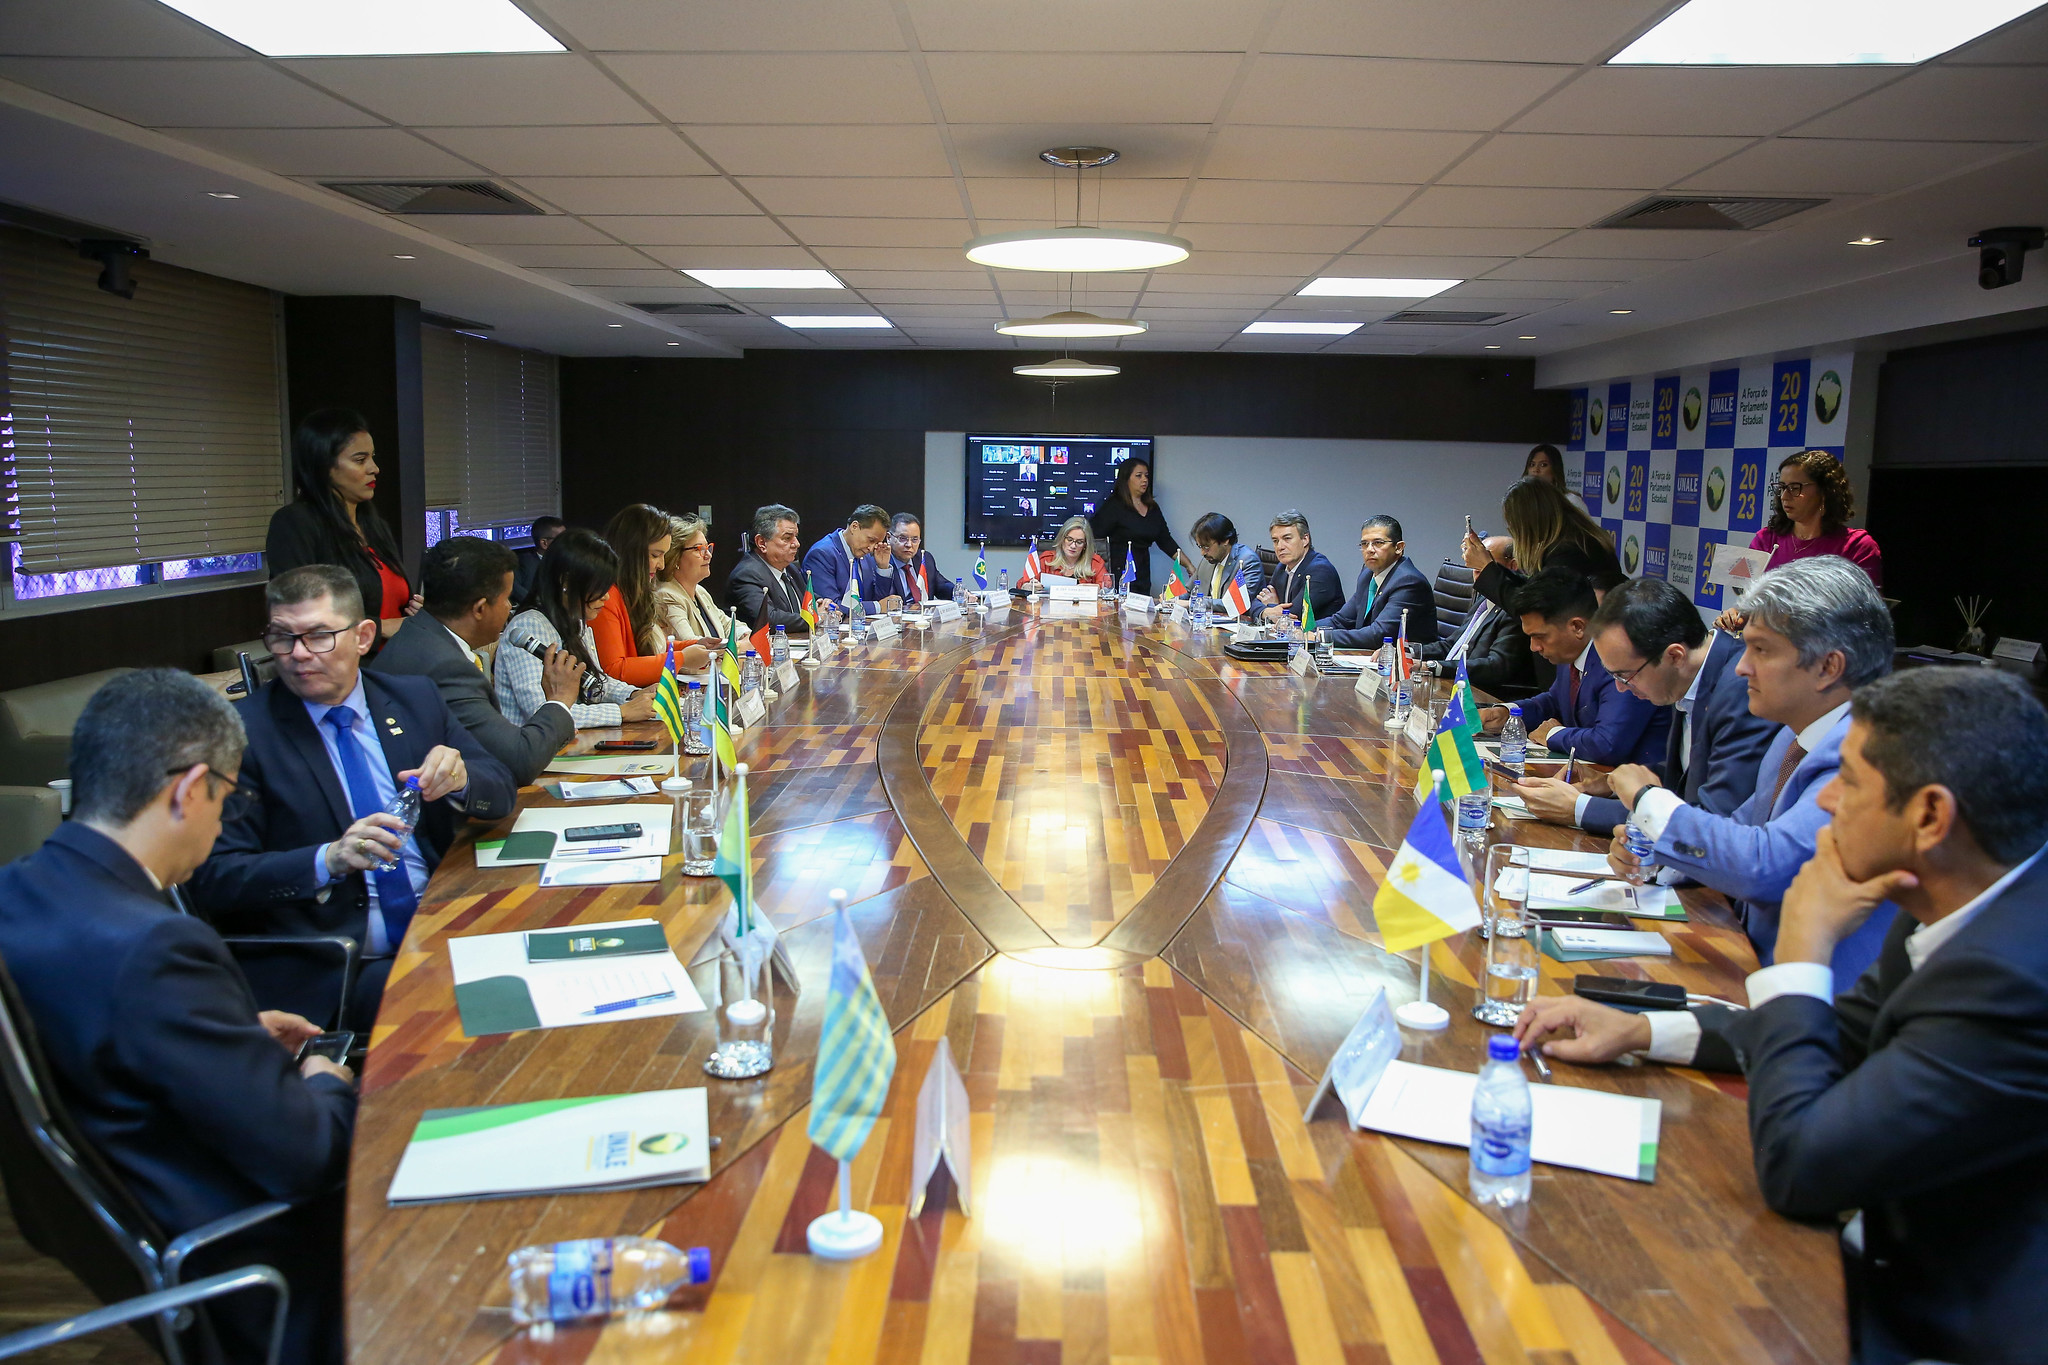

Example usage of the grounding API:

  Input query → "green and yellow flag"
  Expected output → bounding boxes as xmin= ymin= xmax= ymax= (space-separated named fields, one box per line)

xmin=720 ymin=615 xmax=743 ymax=692
xmin=652 ymin=643 xmax=687 ymax=752
xmin=1425 ymin=683 xmax=1487 ymax=803
xmin=1301 ymin=591 xmax=1316 ymax=636
xmin=709 ymin=671 xmax=738 ymax=778
xmin=711 ymin=770 xmax=752 ymax=937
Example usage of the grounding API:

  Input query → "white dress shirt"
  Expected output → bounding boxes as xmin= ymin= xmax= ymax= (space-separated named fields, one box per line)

xmin=1573 ymin=630 xmax=1714 ymax=827
xmin=1632 ymin=696 xmax=1850 ymax=843
xmin=442 ymin=619 xmax=568 ymax=723
xmin=305 ymin=677 xmax=430 ymax=956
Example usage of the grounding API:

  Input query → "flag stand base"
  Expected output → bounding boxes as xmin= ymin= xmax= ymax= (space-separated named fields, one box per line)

xmin=807 ymin=1208 xmax=884 ymax=1259
xmin=1394 ymin=1001 xmax=1449 ymax=1030
xmin=660 ymin=776 xmax=691 ymax=792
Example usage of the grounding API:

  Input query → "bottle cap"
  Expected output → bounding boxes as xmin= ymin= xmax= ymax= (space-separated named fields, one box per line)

xmin=687 ymin=680 xmax=702 ymax=690
xmin=1508 ymin=704 xmax=1522 ymax=715
xmin=404 ymin=775 xmax=421 ymax=789
xmin=1488 ymin=1035 xmax=1521 ymax=1062
xmin=686 ymin=1245 xmax=712 ymax=1284
xmin=745 ymin=649 xmax=758 ymax=658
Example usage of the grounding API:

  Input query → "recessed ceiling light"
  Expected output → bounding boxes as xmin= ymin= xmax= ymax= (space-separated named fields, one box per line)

xmin=1518 ymin=335 xmax=1537 ymax=340
xmin=1014 ymin=357 xmax=1120 ymax=378
xmin=1609 ymin=0 xmax=2044 ymax=65
xmin=158 ymin=0 xmax=565 ymax=56
xmin=606 ymin=323 xmax=624 ymax=328
xmin=204 ymin=191 xmax=241 ymax=199
xmin=1848 ymin=236 xmax=1888 ymax=246
xmin=995 ymin=310 xmax=1147 ymax=338
xmin=1243 ymin=321 xmax=1363 ymax=336
xmin=1484 ymin=344 xmax=1502 ymax=349
xmin=966 ymin=226 xmax=1191 ymax=273
xmin=773 ymin=315 xmax=893 ymax=329
xmin=392 ymin=254 xmax=415 ymax=259
xmin=1610 ymin=309 xmax=1633 ymax=315
xmin=666 ymin=342 xmax=681 ymax=346
xmin=1297 ymin=277 xmax=1460 ymax=297
xmin=683 ymin=268 xmax=843 ymax=290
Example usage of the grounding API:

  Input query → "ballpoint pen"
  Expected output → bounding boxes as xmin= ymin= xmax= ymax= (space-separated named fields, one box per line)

xmin=584 ymin=989 xmax=678 ymax=1016
xmin=1526 ymin=1048 xmax=1552 ymax=1082
xmin=1563 ymin=746 xmax=1577 ymax=783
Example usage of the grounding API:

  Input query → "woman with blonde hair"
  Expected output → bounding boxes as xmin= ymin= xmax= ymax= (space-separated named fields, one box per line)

xmin=654 ymin=513 xmax=732 ymax=653
xmin=1462 ymin=475 xmax=1622 ymax=609
xmin=1032 ymin=515 xmax=1110 ymax=586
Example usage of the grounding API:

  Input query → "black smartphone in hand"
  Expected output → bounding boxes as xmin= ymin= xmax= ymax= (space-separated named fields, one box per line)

xmin=295 ymin=1030 xmax=355 ymax=1064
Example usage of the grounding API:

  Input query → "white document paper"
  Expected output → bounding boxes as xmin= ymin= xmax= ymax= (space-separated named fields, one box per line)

xmin=1356 ymin=1059 xmax=1661 ymax=1182
xmin=545 ymin=755 xmax=674 ymax=777
xmin=1704 ymin=542 xmax=1773 ymax=596
xmin=539 ymin=856 xmax=664 ymax=887
xmin=1530 ymin=875 xmax=1683 ymax=918
xmin=446 ymin=917 xmax=705 ymax=1033
xmin=1040 ymin=573 xmax=1076 ymax=589
xmin=387 ymin=1087 xmax=709 ymax=1204
xmin=558 ymin=776 xmax=658 ymax=801
xmin=477 ymin=803 xmax=673 ymax=866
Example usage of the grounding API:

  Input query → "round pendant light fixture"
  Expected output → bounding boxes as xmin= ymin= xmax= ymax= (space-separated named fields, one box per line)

xmin=995 ymin=309 xmax=1147 ymax=338
xmin=966 ymin=147 xmax=1190 ymax=273
xmin=1013 ymin=356 xmax=1120 ymax=378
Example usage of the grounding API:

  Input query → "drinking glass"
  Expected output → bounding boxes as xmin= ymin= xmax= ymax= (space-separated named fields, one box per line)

xmin=680 ymin=787 xmax=718 ymax=876
xmin=703 ymin=944 xmax=774 ymax=1079
xmin=1427 ymin=697 xmax=1450 ymax=739
xmin=1475 ymin=844 xmax=1540 ymax=1026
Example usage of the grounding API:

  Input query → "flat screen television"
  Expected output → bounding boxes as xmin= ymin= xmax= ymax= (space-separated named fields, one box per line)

xmin=963 ymin=433 xmax=1153 ymax=548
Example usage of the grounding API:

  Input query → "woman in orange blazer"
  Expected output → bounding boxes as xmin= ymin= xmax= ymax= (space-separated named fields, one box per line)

xmin=592 ymin=503 xmax=708 ymax=684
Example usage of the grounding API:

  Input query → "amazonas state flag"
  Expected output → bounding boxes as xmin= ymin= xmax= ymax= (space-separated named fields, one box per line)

xmin=1372 ymin=797 xmax=1481 ymax=953
xmin=1222 ymin=569 xmax=1251 ymax=618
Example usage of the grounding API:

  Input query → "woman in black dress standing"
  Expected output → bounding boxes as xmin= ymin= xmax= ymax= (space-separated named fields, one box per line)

xmin=1089 ymin=457 xmax=1196 ymax=596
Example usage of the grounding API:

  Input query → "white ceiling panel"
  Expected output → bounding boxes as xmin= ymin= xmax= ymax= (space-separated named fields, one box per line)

xmin=0 ymin=0 xmax=238 ymax=57
xmin=949 ymin=123 xmax=1210 ymax=178
xmin=1442 ymin=277 xmax=1611 ymax=299
xmin=603 ymin=54 xmax=931 ymax=124
xmin=170 ymin=126 xmax=474 ymax=177
xmin=1481 ymin=257 xmax=1673 ymax=281
xmin=589 ymin=215 xmax=797 ymax=245
xmin=739 ymin=176 xmax=964 ymax=217
xmin=1179 ymin=223 xmax=1364 ymax=253
xmin=965 ymin=176 xmax=1184 ymax=221
xmin=1442 ymin=133 xmax=1754 ymax=189
xmin=513 ymin=176 xmax=757 ymax=215
xmin=1390 ymin=185 xmax=1639 ymax=229
xmin=903 ymin=0 xmax=1264 ymax=50
xmin=1148 ymin=250 xmax=1328 ymax=275
xmin=785 ymin=218 xmax=971 ymax=248
xmin=1325 ymin=254 xmax=1519 ymax=278
xmin=536 ymin=267 xmax=715 ymax=286
xmin=813 ymin=245 xmax=993 ymax=271
xmin=877 ymin=304 xmax=1005 ymax=317
xmin=424 ymin=125 xmax=712 ymax=176
xmin=1127 ymin=292 xmax=1292 ymax=308
xmin=487 ymin=243 xmax=661 ymax=269
xmin=419 ymin=215 xmax=616 ymax=245
xmin=1675 ymin=138 xmax=2020 ymax=196
xmin=1182 ymin=178 xmax=1411 ymax=225
xmin=637 ymin=245 xmax=823 ymax=268
xmin=285 ymin=56 xmax=652 ymax=127
xmin=685 ymin=125 xmax=952 ymax=177
xmin=924 ymin=53 xmax=1241 ymax=124
xmin=832 ymin=269 xmax=990 ymax=288
xmin=1200 ymin=126 xmax=1480 ymax=182
xmin=542 ymin=0 xmax=906 ymax=51
xmin=1264 ymin=0 xmax=1670 ymax=64
xmin=1511 ymin=66 xmax=1894 ymax=137
xmin=1144 ymin=273 xmax=1302 ymax=294
xmin=856 ymin=289 xmax=1002 ymax=304
xmin=1348 ymin=226 xmax=1569 ymax=255
xmin=1532 ymin=229 xmax=1760 ymax=260
xmin=1790 ymin=67 xmax=2048 ymax=141
xmin=0 ymin=57 xmax=382 ymax=127
xmin=1231 ymin=57 xmax=1574 ymax=130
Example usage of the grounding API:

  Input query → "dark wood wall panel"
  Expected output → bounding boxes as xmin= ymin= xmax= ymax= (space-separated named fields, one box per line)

xmin=0 ymin=582 xmax=265 ymax=691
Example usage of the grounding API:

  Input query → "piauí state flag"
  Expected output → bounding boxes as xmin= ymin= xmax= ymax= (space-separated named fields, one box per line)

xmin=1160 ymin=557 xmax=1194 ymax=600
xmin=807 ymin=903 xmax=898 ymax=1162
xmin=1426 ymin=683 xmax=1486 ymax=805
xmin=652 ymin=643 xmax=687 ymax=751
xmin=973 ymin=546 xmax=989 ymax=590
xmin=1223 ymin=569 xmax=1251 ymax=618
xmin=1372 ymin=797 xmax=1481 ymax=953
xmin=1020 ymin=537 xmax=1041 ymax=583
xmin=711 ymin=770 xmax=753 ymax=937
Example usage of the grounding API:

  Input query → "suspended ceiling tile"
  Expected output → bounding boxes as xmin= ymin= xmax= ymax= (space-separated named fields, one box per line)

xmin=0 ymin=0 xmax=241 ymax=56
xmin=587 ymin=215 xmax=798 ymax=246
xmin=1180 ymin=222 xmax=1368 ymax=253
xmin=419 ymin=215 xmax=617 ymax=246
xmin=1200 ymin=126 xmax=1482 ymax=183
xmin=903 ymin=0 xmax=1263 ymax=50
xmin=1790 ymin=66 xmax=2048 ymax=140
xmin=853 ymin=288 xmax=1002 ymax=303
xmin=782 ymin=217 xmax=972 ymax=248
xmin=534 ymin=267 xmax=710 ymax=286
xmin=685 ymin=124 xmax=953 ymax=177
xmin=283 ymin=55 xmax=653 ymax=127
xmin=1441 ymin=132 xmax=1756 ymax=190
xmin=1181 ymin=178 xmax=1411 ymax=225
xmin=1347 ymin=225 xmax=1570 ymax=256
xmin=544 ymin=0 xmax=906 ymax=50
xmin=637 ymin=244 xmax=825 ymax=268
xmin=924 ymin=53 xmax=1241 ymax=124
xmin=876 ymin=303 xmax=1004 ymax=317
xmin=422 ymin=125 xmax=712 ymax=176
xmin=831 ymin=268 xmax=990 ymax=288
xmin=170 ymin=126 xmax=475 ymax=177
xmin=964 ymin=175 xmax=1184 ymax=221
xmin=738 ymin=176 xmax=964 ymax=217
xmin=949 ymin=123 xmax=1211 ymax=178
xmin=1231 ymin=56 xmax=1574 ymax=130
xmin=1532 ymin=228 xmax=1758 ymax=259
xmin=486 ymin=243 xmax=664 ymax=269
xmin=1441 ymin=277 xmax=1612 ymax=299
xmin=811 ymin=245 xmax=993 ymax=271
xmin=1481 ymin=256 xmax=1674 ymax=281
xmin=1127 ymin=307 xmax=1267 ymax=322
xmin=1674 ymin=137 xmax=2021 ymax=196
xmin=604 ymin=53 xmax=931 ymax=124
xmin=0 ymin=57 xmax=381 ymax=127
xmin=1510 ymin=66 xmax=1893 ymax=137
xmin=512 ymin=176 xmax=757 ymax=215
xmin=1156 ymin=249 xmax=1327 ymax=275
xmin=1389 ymin=184 xmax=1638 ymax=229
xmin=1264 ymin=0 xmax=1671 ymax=64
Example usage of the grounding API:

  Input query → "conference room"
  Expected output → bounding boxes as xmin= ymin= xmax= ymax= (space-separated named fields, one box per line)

xmin=2 ymin=2 xmax=2046 ymax=1363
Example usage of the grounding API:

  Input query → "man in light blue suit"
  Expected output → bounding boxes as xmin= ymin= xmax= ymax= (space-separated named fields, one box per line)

xmin=1606 ymin=557 xmax=1897 ymax=989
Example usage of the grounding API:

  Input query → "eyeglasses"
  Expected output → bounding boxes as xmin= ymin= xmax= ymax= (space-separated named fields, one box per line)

xmin=1609 ymin=659 xmax=1654 ymax=686
xmin=260 ymin=626 xmax=353 ymax=655
xmin=1774 ymin=479 xmax=1813 ymax=497
xmin=167 ymin=765 xmax=248 ymax=799
xmin=1360 ymin=539 xmax=1394 ymax=551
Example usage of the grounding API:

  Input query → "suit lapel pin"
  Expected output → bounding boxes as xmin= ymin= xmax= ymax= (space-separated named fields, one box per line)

xmin=384 ymin=718 xmax=405 ymax=736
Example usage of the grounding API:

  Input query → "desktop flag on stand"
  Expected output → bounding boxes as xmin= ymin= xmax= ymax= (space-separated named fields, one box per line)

xmin=749 ymin=596 xmax=772 ymax=665
xmin=1020 ymin=538 xmax=1041 ymax=585
xmin=653 ymin=643 xmax=687 ymax=751
xmin=1119 ymin=553 xmax=1136 ymax=593
xmin=973 ymin=545 xmax=989 ymax=590
xmin=709 ymin=670 xmax=738 ymax=775
xmin=1300 ymin=591 xmax=1316 ymax=637
xmin=1223 ymin=569 xmax=1251 ymax=618
xmin=1372 ymin=797 xmax=1480 ymax=953
xmin=721 ymin=617 xmax=743 ymax=691
xmin=799 ymin=572 xmax=819 ymax=633
xmin=712 ymin=770 xmax=754 ymax=937
xmin=1159 ymin=558 xmax=1194 ymax=600
xmin=1425 ymin=683 xmax=1486 ymax=805
xmin=808 ymin=900 xmax=898 ymax=1162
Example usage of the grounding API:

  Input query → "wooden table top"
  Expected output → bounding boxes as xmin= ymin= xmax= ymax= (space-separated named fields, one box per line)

xmin=347 ymin=602 xmax=1845 ymax=1365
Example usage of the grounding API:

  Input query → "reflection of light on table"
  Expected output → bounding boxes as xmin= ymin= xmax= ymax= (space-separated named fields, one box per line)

xmin=981 ymin=1150 xmax=1144 ymax=1274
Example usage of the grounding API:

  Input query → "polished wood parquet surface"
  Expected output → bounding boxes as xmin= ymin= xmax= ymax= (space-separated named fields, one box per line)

xmin=346 ymin=605 xmax=1844 ymax=1365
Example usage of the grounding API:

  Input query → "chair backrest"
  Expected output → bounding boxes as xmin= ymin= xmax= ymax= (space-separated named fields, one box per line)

xmin=0 ymin=953 xmax=173 ymax=1337
xmin=1255 ymin=546 xmax=1279 ymax=571
xmin=0 ymin=668 xmax=134 ymax=787
xmin=0 ymin=787 xmax=62 ymax=866
xmin=1432 ymin=558 xmax=1478 ymax=638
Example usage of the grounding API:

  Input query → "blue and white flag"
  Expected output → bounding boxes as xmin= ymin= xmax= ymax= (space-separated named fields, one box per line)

xmin=806 ymin=904 xmax=898 ymax=1162
xmin=1119 ymin=552 xmax=1136 ymax=590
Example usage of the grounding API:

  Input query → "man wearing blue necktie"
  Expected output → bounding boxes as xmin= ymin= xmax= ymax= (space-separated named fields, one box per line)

xmin=190 ymin=565 xmax=515 ymax=1029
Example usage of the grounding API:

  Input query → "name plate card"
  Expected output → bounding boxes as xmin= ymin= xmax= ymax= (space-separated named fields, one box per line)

xmin=1356 ymin=667 xmax=1384 ymax=701
xmin=1404 ymin=703 xmax=1434 ymax=748
xmin=933 ymin=598 xmax=963 ymax=622
xmin=869 ymin=616 xmax=900 ymax=642
xmin=1303 ymin=987 xmax=1401 ymax=1128
xmin=774 ymin=660 xmax=800 ymax=692
xmin=736 ymin=690 xmax=767 ymax=728
xmin=977 ymin=589 xmax=1009 ymax=608
xmin=1049 ymin=582 xmax=1096 ymax=602
xmin=1121 ymin=593 xmax=1154 ymax=618
xmin=983 ymin=598 xmax=1010 ymax=620
xmin=1289 ymin=646 xmax=1315 ymax=675
xmin=1165 ymin=599 xmax=1188 ymax=622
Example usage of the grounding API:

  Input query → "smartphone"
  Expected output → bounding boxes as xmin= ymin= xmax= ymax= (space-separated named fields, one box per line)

xmin=593 ymin=739 xmax=657 ymax=751
xmin=563 ymin=822 xmax=643 ymax=842
xmin=1573 ymin=975 xmax=1687 ymax=1010
xmin=1482 ymin=758 xmax=1524 ymax=782
xmin=295 ymin=1030 xmax=356 ymax=1064
xmin=1465 ymin=514 xmax=1475 ymax=538
xmin=1543 ymin=909 xmax=1636 ymax=930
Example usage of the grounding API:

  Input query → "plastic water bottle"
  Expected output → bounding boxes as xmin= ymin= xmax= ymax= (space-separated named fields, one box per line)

xmin=1189 ymin=591 xmax=1210 ymax=630
xmin=1456 ymin=792 xmax=1491 ymax=849
xmin=681 ymin=681 xmax=710 ymax=755
xmin=1376 ymin=641 xmax=1394 ymax=679
xmin=387 ymin=775 xmax=421 ymax=830
xmin=1623 ymin=806 xmax=1658 ymax=886
xmin=770 ymin=626 xmax=790 ymax=667
xmin=953 ymin=576 xmax=965 ymax=602
xmin=740 ymin=649 xmax=764 ymax=694
xmin=998 ymin=566 xmax=1009 ymax=593
xmin=850 ymin=605 xmax=870 ymax=642
xmin=1469 ymin=1036 xmax=1533 ymax=1208
xmin=1499 ymin=705 xmax=1528 ymax=779
xmin=507 ymin=1237 xmax=710 ymax=1325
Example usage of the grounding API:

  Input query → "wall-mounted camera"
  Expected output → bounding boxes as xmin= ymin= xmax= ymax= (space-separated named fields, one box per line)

xmin=78 ymin=238 xmax=149 ymax=299
xmin=1968 ymin=226 xmax=2044 ymax=290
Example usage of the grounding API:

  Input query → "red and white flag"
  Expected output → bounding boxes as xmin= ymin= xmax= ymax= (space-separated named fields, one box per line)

xmin=1020 ymin=537 xmax=1042 ymax=584
xmin=1222 ymin=568 xmax=1251 ymax=618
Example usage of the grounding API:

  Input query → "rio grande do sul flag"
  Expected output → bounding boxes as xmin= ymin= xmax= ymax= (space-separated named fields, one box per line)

xmin=1372 ymin=798 xmax=1481 ymax=953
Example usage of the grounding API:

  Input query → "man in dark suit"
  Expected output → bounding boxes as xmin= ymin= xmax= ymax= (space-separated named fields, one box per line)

xmin=0 ymin=670 xmax=356 ymax=1364
xmin=1256 ymin=510 xmax=1346 ymax=626
xmin=1315 ymin=515 xmax=1440 ymax=650
xmin=801 ymin=503 xmax=900 ymax=614
xmin=1513 ymin=575 xmax=1774 ymax=832
xmin=1516 ymin=668 xmax=2048 ymax=1365
xmin=377 ymin=536 xmax=580 ymax=786
xmin=1479 ymin=566 xmax=1670 ymax=767
xmin=511 ymin=514 xmax=564 ymax=606
xmin=188 ymin=564 xmax=517 ymax=1028
xmin=880 ymin=511 xmax=954 ymax=604
xmin=1416 ymin=537 xmax=1536 ymax=696
xmin=723 ymin=503 xmax=812 ymax=633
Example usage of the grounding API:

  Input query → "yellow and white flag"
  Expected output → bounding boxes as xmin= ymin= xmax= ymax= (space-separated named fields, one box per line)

xmin=1372 ymin=797 xmax=1482 ymax=953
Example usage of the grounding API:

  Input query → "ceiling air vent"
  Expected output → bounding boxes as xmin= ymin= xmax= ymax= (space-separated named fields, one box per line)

xmin=629 ymin=301 xmax=746 ymax=316
xmin=1383 ymin=310 xmax=1511 ymax=325
xmin=321 ymin=181 xmax=544 ymax=215
xmin=1595 ymin=196 xmax=1828 ymax=231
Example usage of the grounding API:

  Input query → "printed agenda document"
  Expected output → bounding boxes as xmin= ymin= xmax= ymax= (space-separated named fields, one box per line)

xmin=447 ymin=917 xmax=705 ymax=1037
xmin=386 ymin=1087 xmax=710 ymax=1204
xmin=1357 ymin=1059 xmax=1662 ymax=1182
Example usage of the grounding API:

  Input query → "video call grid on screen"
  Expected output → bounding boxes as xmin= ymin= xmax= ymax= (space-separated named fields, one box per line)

xmin=963 ymin=434 xmax=1154 ymax=548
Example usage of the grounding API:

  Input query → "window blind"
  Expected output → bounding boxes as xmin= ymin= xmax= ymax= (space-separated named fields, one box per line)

xmin=0 ymin=226 xmax=285 ymax=573
xmin=420 ymin=326 xmax=560 ymax=529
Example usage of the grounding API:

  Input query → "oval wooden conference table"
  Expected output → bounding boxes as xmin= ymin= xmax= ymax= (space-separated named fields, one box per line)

xmin=348 ymin=599 xmax=1846 ymax=1365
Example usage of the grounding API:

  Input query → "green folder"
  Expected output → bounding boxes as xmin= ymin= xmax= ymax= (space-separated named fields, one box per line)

xmin=525 ymin=922 xmax=670 ymax=962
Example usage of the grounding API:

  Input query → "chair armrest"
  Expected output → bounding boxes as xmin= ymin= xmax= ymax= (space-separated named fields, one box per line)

xmin=221 ymin=936 xmax=360 ymax=1032
xmin=163 ymin=1200 xmax=293 ymax=1287
xmin=0 ymin=1265 xmax=288 ymax=1365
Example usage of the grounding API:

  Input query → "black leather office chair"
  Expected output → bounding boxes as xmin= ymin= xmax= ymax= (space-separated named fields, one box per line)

xmin=0 ymin=954 xmax=291 ymax=1365
xmin=1432 ymin=558 xmax=1477 ymax=638
xmin=167 ymin=886 xmax=359 ymax=1033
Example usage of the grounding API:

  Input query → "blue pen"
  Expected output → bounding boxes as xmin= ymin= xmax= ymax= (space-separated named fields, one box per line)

xmin=584 ymin=989 xmax=677 ymax=1016
xmin=556 ymin=845 xmax=630 ymax=857
xmin=1563 ymin=746 xmax=1577 ymax=783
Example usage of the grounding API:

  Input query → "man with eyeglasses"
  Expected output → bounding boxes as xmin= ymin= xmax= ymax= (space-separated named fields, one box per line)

xmin=1309 ymin=515 xmax=1439 ymax=650
xmin=801 ymin=503 xmax=899 ymax=616
xmin=1477 ymin=566 xmax=1669 ymax=767
xmin=188 ymin=564 xmax=516 ymax=1029
xmin=1511 ymin=575 xmax=1775 ymax=836
xmin=881 ymin=512 xmax=954 ymax=605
